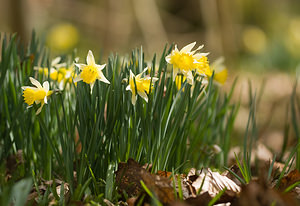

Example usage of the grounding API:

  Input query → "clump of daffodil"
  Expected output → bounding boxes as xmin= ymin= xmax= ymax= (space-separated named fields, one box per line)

xmin=165 ymin=42 xmax=209 ymax=85
xmin=126 ymin=68 xmax=159 ymax=105
xmin=50 ymin=62 xmax=78 ymax=90
xmin=22 ymin=77 xmax=53 ymax=115
xmin=74 ymin=50 xmax=110 ymax=93
xmin=35 ymin=56 xmax=66 ymax=77
xmin=211 ymin=57 xmax=228 ymax=85
xmin=35 ymin=57 xmax=77 ymax=90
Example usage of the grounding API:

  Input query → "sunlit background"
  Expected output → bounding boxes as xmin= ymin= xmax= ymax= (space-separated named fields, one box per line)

xmin=1 ymin=0 xmax=300 ymax=151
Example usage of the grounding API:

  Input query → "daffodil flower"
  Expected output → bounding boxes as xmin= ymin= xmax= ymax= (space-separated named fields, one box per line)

xmin=126 ymin=68 xmax=159 ymax=105
xmin=51 ymin=64 xmax=77 ymax=90
xmin=74 ymin=50 xmax=110 ymax=93
xmin=22 ymin=77 xmax=53 ymax=115
xmin=35 ymin=57 xmax=78 ymax=90
xmin=165 ymin=42 xmax=209 ymax=85
xmin=211 ymin=57 xmax=228 ymax=85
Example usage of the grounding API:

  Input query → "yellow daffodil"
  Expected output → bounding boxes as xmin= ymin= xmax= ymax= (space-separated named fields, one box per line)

xmin=126 ymin=68 xmax=158 ymax=105
xmin=35 ymin=57 xmax=77 ymax=90
xmin=165 ymin=42 xmax=209 ymax=85
xmin=74 ymin=50 xmax=110 ymax=93
xmin=22 ymin=77 xmax=53 ymax=115
xmin=50 ymin=64 xmax=77 ymax=90
xmin=211 ymin=57 xmax=228 ymax=85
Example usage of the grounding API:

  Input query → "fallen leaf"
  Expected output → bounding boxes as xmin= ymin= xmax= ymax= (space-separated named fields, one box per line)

xmin=115 ymin=158 xmax=146 ymax=197
xmin=141 ymin=169 xmax=175 ymax=204
xmin=191 ymin=168 xmax=241 ymax=197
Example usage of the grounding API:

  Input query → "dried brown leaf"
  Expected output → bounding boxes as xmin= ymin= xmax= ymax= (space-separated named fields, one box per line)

xmin=191 ymin=168 xmax=241 ymax=197
xmin=115 ymin=158 xmax=147 ymax=197
xmin=141 ymin=170 xmax=175 ymax=204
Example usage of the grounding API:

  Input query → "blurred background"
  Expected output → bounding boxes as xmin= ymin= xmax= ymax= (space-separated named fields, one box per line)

xmin=1 ymin=0 xmax=300 ymax=151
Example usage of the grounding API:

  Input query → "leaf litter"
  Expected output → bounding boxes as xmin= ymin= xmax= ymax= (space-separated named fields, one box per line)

xmin=115 ymin=158 xmax=300 ymax=206
xmin=7 ymin=149 xmax=300 ymax=205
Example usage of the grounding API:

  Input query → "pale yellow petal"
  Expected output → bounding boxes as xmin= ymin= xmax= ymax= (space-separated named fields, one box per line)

xmin=131 ymin=93 xmax=137 ymax=105
xmin=96 ymin=64 xmax=106 ymax=71
xmin=87 ymin=50 xmax=95 ymax=66
xmin=180 ymin=42 xmax=196 ymax=53
xmin=186 ymin=71 xmax=194 ymax=85
xmin=98 ymin=72 xmax=110 ymax=84
xmin=21 ymin=86 xmax=38 ymax=91
xmin=51 ymin=57 xmax=61 ymax=66
xmin=173 ymin=67 xmax=179 ymax=81
xmin=36 ymin=102 xmax=44 ymax=115
xmin=29 ymin=77 xmax=42 ymax=89
xmin=75 ymin=63 xmax=86 ymax=71
xmin=138 ymin=91 xmax=148 ymax=102
xmin=90 ymin=82 xmax=95 ymax=94
xmin=126 ymin=84 xmax=131 ymax=91
xmin=42 ymin=81 xmax=50 ymax=92
xmin=73 ymin=74 xmax=82 ymax=83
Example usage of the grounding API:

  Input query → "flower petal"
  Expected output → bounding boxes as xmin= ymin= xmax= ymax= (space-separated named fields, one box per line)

xmin=98 ymin=72 xmax=110 ymax=84
xmin=43 ymin=81 xmax=49 ymax=92
xmin=87 ymin=50 xmax=95 ymax=66
xmin=191 ymin=45 xmax=204 ymax=54
xmin=151 ymin=77 xmax=159 ymax=83
xmin=29 ymin=77 xmax=42 ymax=89
xmin=36 ymin=102 xmax=44 ymax=115
xmin=165 ymin=54 xmax=171 ymax=64
xmin=180 ymin=42 xmax=196 ymax=53
xmin=138 ymin=91 xmax=148 ymax=102
xmin=186 ymin=71 xmax=194 ymax=85
xmin=75 ymin=63 xmax=86 ymax=71
xmin=51 ymin=57 xmax=61 ymax=66
xmin=126 ymin=84 xmax=131 ymax=91
xmin=96 ymin=64 xmax=106 ymax=71
xmin=73 ymin=74 xmax=82 ymax=83
xmin=173 ymin=67 xmax=179 ymax=81
xmin=21 ymin=86 xmax=38 ymax=91
xmin=58 ymin=81 xmax=64 ymax=90
xmin=44 ymin=96 xmax=48 ymax=104
xmin=129 ymin=70 xmax=135 ymax=78
xmin=194 ymin=53 xmax=209 ymax=60
xmin=131 ymin=93 xmax=137 ymax=105
xmin=90 ymin=82 xmax=95 ymax=94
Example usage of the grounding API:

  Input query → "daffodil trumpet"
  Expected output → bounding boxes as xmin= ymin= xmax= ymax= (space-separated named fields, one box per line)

xmin=22 ymin=77 xmax=53 ymax=115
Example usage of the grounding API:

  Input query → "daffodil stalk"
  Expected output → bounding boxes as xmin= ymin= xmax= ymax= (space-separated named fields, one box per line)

xmin=74 ymin=50 xmax=110 ymax=93
xmin=22 ymin=77 xmax=53 ymax=114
